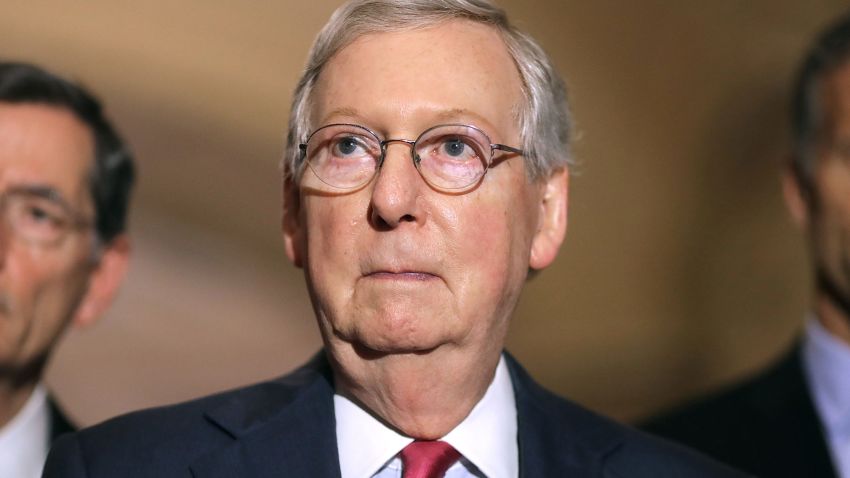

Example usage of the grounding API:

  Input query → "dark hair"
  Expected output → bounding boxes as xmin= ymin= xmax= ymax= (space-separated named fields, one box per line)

xmin=791 ymin=12 xmax=850 ymax=187
xmin=0 ymin=61 xmax=134 ymax=244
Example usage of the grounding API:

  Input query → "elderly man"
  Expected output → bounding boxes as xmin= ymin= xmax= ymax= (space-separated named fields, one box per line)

xmin=644 ymin=12 xmax=850 ymax=478
xmin=44 ymin=1 xmax=743 ymax=477
xmin=0 ymin=62 xmax=133 ymax=478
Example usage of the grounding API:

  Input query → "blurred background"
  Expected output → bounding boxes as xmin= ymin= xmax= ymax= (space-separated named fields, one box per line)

xmin=2 ymin=0 xmax=846 ymax=425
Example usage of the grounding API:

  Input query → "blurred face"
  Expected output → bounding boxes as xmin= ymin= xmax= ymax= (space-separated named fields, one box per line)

xmin=285 ymin=21 xmax=567 ymax=368
xmin=802 ymin=64 xmax=850 ymax=297
xmin=0 ymin=104 xmax=98 ymax=376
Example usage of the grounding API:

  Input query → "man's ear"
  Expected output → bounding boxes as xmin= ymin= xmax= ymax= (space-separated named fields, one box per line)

xmin=782 ymin=162 xmax=811 ymax=230
xmin=529 ymin=167 xmax=569 ymax=270
xmin=72 ymin=234 xmax=130 ymax=328
xmin=282 ymin=176 xmax=304 ymax=268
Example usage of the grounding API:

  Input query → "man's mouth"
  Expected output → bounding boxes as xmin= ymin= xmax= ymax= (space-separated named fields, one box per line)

xmin=365 ymin=271 xmax=438 ymax=281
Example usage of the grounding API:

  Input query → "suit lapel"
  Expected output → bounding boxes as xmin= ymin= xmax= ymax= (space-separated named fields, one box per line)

xmin=189 ymin=353 xmax=342 ymax=478
xmin=505 ymin=353 xmax=623 ymax=477
xmin=189 ymin=351 xmax=629 ymax=477
xmin=47 ymin=395 xmax=76 ymax=441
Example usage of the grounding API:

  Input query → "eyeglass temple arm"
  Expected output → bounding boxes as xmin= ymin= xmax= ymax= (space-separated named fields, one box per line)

xmin=492 ymin=143 xmax=525 ymax=156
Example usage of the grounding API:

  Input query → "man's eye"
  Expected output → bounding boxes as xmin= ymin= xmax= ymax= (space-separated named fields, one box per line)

xmin=333 ymin=137 xmax=364 ymax=156
xmin=443 ymin=139 xmax=467 ymax=157
xmin=27 ymin=206 xmax=54 ymax=222
xmin=16 ymin=199 xmax=66 ymax=229
xmin=436 ymin=137 xmax=479 ymax=161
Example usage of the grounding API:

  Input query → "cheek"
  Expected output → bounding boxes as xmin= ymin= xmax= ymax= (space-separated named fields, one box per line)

xmin=449 ymin=194 xmax=532 ymax=305
xmin=822 ymin=209 xmax=850 ymax=266
xmin=809 ymin=173 xmax=850 ymax=278
xmin=1 ymin=247 xmax=90 ymax=359
xmin=815 ymin=178 xmax=850 ymax=240
xmin=459 ymin=204 xmax=507 ymax=262
xmin=17 ymin=251 xmax=89 ymax=318
xmin=302 ymin=198 xmax=366 ymax=291
xmin=6 ymin=249 xmax=53 ymax=313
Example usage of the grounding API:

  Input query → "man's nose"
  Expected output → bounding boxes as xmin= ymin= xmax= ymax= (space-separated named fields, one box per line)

xmin=369 ymin=142 xmax=425 ymax=230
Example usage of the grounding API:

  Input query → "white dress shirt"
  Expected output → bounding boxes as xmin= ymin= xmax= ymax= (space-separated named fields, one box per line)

xmin=335 ymin=355 xmax=519 ymax=478
xmin=802 ymin=316 xmax=850 ymax=478
xmin=0 ymin=385 xmax=50 ymax=478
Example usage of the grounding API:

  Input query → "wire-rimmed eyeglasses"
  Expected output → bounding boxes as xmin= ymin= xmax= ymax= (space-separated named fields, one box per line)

xmin=0 ymin=186 xmax=92 ymax=246
xmin=297 ymin=123 xmax=525 ymax=191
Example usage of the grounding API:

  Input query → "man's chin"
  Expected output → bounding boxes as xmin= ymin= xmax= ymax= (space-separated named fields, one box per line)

xmin=328 ymin=311 xmax=452 ymax=358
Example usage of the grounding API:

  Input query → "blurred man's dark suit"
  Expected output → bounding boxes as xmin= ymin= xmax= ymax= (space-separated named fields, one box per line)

xmin=643 ymin=344 xmax=836 ymax=477
xmin=48 ymin=399 xmax=75 ymax=443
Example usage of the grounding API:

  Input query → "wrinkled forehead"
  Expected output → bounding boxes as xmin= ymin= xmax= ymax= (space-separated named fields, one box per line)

xmin=310 ymin=20 xmax=524 ymax=138
xmin=0 ymin=103 xmax=94 ymax=208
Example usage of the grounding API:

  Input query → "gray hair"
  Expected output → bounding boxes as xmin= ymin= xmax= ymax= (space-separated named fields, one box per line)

xmin=284 ymin=0 xmax=571 ymax=181
xmin=791 ymin=11 xmax=850 ymax=189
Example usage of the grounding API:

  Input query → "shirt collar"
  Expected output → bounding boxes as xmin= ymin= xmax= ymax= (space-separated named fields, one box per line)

xmin=0 ymin=385 xmax=50 ymax=478
xmin=335 ymin=355 xmax=518 ymax=478
xmin=802 ymin=315 xmax=850 ymax=439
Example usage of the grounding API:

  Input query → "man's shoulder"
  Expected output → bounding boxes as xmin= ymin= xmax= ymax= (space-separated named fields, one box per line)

xmin=80 ymin=355 xmax=327 ymax=445
xmin=44 ymin=353 xmax=335 ymax=477
xmin=74 ymin=381 xmax=274 ymax=446
xmin=640 ymin=345 xmax=805 ymax=440
xmin=638 ymin=344 xmax=834 ymax=476
xmin=504 ymin=354 xmax=749 ymax=477
xmin=604 ymin=427 xmax=752 ymax=477
xmin=536 ymin=391 xmax=750 ymax=477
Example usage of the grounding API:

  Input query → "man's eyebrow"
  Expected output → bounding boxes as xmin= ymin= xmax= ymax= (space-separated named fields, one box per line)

xmin=433 ymin=108 xmax=488 ymax=123
xmin=321 ymin=107 xmax=496 ymax=129
xmin=8 ymin=184 xmax=71 ymax=206
xmin=434 ymin=108 xmax=506 ymax=139
xmin=319 ymin=107 xmax=364 ymax=124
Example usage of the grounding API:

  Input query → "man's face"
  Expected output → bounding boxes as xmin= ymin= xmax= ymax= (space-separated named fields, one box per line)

xmin=0 ymin=104 xmax=99 ymax=375
xmin=285 ymin=21 xmax=567 ymax=367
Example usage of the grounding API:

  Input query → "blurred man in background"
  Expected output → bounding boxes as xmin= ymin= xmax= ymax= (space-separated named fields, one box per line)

xmin=644 ymin=12 xmax=850 ymax=478
xmin=0 ymin=62 xmax=134 ymax=478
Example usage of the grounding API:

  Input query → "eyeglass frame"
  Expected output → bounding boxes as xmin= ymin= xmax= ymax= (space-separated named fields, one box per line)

xmin=297 ymin=123 xmax=525 ymax=191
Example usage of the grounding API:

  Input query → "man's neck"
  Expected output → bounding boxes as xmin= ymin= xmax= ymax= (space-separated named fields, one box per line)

xmin=330 ymin=344 xmax=502 ymax=440
xmin=814 ymin=292 xmax=850 ymax=346
xmin=0 ymin=379 xmax=38 ymax=430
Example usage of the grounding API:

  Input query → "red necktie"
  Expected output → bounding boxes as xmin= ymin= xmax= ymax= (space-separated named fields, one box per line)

xmin=400 ymin=440 xmax=461 ymax=478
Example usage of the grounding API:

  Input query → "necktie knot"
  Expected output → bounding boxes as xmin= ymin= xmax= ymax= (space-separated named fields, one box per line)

xmin=400 ymin=440 xmax=461 ymax=478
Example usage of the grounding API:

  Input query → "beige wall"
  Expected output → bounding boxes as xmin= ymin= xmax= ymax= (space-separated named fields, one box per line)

xmin=2 ymin=0 xmax=846 ymax=425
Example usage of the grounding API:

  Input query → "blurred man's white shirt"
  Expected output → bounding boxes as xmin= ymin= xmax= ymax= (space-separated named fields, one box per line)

xmin=0 ymin=385 xmax=49 ymax=478
xmin=804 ymin=316 xmax=850 ymax=478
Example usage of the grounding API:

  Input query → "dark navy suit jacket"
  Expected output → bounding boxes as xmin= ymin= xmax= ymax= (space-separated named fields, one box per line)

xmin=44 ymin=352 xmax=747 ymax=477
xmin=642 ymin=344 xmax=836 ymax=477
xmin=49 ymin=397 xmax=75 ymax=442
